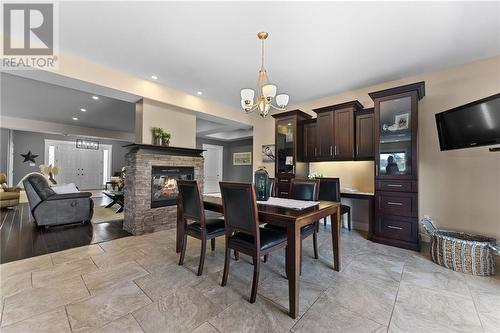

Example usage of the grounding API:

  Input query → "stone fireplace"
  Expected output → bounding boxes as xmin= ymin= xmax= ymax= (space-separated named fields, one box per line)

xmin=123 ymin=144 xmax=204 ymax=235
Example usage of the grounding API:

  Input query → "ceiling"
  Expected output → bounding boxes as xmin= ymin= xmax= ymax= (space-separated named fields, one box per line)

xmin=1 ymin=73 xmax=136 ymax=132
xmin=58 ymin=2 xmax=500 ymax=108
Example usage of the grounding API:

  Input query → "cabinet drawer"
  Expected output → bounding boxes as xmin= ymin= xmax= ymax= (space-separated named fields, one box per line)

xmin=376 ymin=191 xmax=417 ymax=217
xmin=376 ymin=180 xmax=417 ymax=192
xmin=375 ymin=214 xmax=417 ymax=243
xmin=276 ymin=183 xmax=290 ymax=198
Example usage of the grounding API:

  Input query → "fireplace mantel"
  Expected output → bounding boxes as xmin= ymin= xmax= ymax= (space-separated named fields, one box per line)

xmin=123 ymin=143 xmax=204 ymax=157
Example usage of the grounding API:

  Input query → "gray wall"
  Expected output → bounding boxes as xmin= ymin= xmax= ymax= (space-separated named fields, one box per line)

xmin=196 ymin=137 xmax=253 ymax=183
xmin=0 ymin=128 xmax=9 ymax=174
xmin=6 ymin=129 xmax=131 ymax=184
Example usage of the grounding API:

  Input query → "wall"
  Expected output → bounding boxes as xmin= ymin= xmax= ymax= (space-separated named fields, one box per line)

xmin=252 ymin=55 xmax=500 ymax=239
xmin=138 ymin=99 xmax=197 ymax=148
xmin=6 ymin=129 xmax=131 ymax=184
xmin=196 ymin=137 xmax=253 ymax=182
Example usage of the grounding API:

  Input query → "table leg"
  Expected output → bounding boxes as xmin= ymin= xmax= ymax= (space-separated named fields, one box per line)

xmin=287 ymin=223 xmax=300 ymax=319
xmin=176 ymin=201 xmax=183 ymax=253
xmin=331 ymin=206 xmax=341 ymax=272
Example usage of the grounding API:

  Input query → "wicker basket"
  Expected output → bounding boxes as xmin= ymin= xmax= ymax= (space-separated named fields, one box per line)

xmin=421 ymin=217 xmax=500 ymax=276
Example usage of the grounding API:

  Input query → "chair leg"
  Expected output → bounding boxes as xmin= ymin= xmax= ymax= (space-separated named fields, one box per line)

xmin=178 ymin=231 xmax=188 ymax=266
xmin=197 ymin=238 xmax=207 ymax=276
xmin=234 ymin=250 xmax=239 ymax=260
xmin=211 ymin=238 xmax=216 ymax=251
xmin=263 ymin=255 xmax=268 ymax=263
xmin=347 ymin=210 xmax=352 ymax=231
xmin=299 ymin=240 xmax=303 ymax=276
xmin=221 ymin=246 xmax=231 ymax=287
xmin=313 ymin=229 xmax=319 ymax=260
xmin=323 ymin=217 xmax=327 ymax=227
xmin=250 ymin=255 xmax=260 ymax=303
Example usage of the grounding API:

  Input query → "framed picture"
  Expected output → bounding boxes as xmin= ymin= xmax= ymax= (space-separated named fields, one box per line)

xmin=395 ymin=113 xmax=409 ymax=130
xmin=233 ymin=152 xmax=252 ymax=165
xmin=261 ymin=144 xmax=275 ymax=162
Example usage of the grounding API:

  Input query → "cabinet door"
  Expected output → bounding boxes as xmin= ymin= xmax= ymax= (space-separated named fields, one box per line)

xmin=334 ymin=108 xmax=354 ymax=159
xmin=302 ymin=122 xmax=317 ymax=162
xmin=276 ymin=117 xmax=295 ymax=174
xmin=317 ymin=112 xmax=334 ymax=159
xmin=356 ymin=113 xmax=374 ymax=159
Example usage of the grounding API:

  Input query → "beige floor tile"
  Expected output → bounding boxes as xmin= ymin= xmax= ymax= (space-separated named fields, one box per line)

xmin=82 ymin=261 xmax=149 ymax=294
xmin=184 ymin=250 xmax=226 ymax=276
xmin=51 ymin=244 xmax=104 ymax=265
xmin=258 ymin=274 xmax=326 ymax=316
xmin=0 ymin=271 xmax=32 ymax=299
xmin=0 ymin=255 xmax=52 ymax=280
xmin=134 ymin=264 xmax=202 ymax=301
xmin=134 ymin=246 xmax=178 ymax=274
xmin=66 ymin=281 xmax=151 ymax=333
xmin=191 ymin=322 xmax=220 ymax=333
xmin=209 ymin=297 xmax=296 ymax=333
xmin=389 ymin=281 xmax=483 ymax=333
xmin=133 ymin=286 xmax=223 ymax=333
xmin=98 ymin=235 xmax=145 ymax=252
xmin=325 ymin=275 xmax=398 ymax=325
xmin=32 ymin=258 xmax=98 ymax=288
xmin=192 ymin=276 xmax=241 ymax=309
xmin=471 ymin=291 xmax=500 ymax=333
xmin=2 ymin=277 xmax=89 ymax=327
xmin=401 ymin=257 xmax=471 ymax=298
xmin=465 ymin=273 xmax=500 ymax=296
xmin=0 ymin=307 xmax=71 ymax=333
xmin=292 ymin=298 xmax=386 ymax=333
xmin=91 ymin=247 xmax=147 ymax=269
xmin=92 ymin=314 xmax=144 ymax=333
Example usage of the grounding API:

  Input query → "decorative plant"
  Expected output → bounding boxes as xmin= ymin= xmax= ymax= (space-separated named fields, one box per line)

xmin=152 ymin=127 xmax=163 ymax=145
xmin=308 ymin=172 xmax=324 ymax=179
xmin=161 ymin=131 xmax=171 ymax=146
xmin=39 ymin=164 xmax=60 ymax=185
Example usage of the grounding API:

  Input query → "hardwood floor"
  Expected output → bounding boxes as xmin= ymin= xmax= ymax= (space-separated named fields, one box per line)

xmin=0 ymin=196 xmax=131 ymax=264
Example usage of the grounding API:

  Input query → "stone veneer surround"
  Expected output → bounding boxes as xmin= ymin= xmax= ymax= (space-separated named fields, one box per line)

xmin=123 ymin=144 xmax=204 ymax=235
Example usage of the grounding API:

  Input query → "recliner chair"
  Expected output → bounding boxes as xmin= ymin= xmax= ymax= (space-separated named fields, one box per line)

xmin=23 ymin=174 xmax=94 ymax=227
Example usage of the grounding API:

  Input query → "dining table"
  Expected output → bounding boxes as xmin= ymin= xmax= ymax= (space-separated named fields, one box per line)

xmin=175 ymin=195 xmax=341 ymax=319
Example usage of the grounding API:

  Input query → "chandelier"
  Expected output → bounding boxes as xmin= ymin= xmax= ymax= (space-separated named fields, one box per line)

xmin=240 ymin=32 xmax=289 ymax=118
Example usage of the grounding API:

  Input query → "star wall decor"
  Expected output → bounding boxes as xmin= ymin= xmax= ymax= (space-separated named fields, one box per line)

xmin=20 ymin=151 xmax=39 ymax=163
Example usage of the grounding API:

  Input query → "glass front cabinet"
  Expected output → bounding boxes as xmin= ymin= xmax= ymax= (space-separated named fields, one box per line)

xmin=369 ymin=82 xmax=425 ymax=251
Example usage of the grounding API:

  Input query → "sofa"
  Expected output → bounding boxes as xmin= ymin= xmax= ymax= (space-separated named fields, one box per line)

xmin=23 ymin=174 xmax=94 ymax=226
xmin=0 ymin=172 xmax=20 ymax=208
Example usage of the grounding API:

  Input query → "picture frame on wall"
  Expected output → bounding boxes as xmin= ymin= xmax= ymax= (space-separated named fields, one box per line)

xmin=233 ymin=152 xmax=252 ymax=166
xmin=261 ymin=144 xmax=275 ymax=162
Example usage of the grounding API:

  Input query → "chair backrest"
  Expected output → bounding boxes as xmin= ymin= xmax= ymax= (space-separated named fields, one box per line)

xmin=318 ymin=177 xmax=341 ymax=202
xmin=23 ymin=174 xmax=54 ymax=201
xmin=177 ymin=180 xmax=204 ymax=225
xmin=219 ymin=182 xmax=259 ymax=239
xmin=290 ymin=179 xmax=320 ymax=201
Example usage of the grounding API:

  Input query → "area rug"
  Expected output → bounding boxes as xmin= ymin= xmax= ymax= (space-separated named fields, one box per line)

xmin=92 ymin=206 xmax=124 ymax=224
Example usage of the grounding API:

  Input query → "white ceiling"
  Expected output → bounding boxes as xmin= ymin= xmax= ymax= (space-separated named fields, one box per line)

xmin=58 ymin=1 xmax=500 ymax=108
xmin=1 ymin=73 xmax=136 ymax=132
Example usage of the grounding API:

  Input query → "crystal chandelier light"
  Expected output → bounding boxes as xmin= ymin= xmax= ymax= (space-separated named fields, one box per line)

xmin=240 ymin=32 xmax=289 ymax=118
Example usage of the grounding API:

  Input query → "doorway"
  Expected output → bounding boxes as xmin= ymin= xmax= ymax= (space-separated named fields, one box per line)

xmin=202 ymin=144 xmax=223 ymax=193
xmin=44 ymin=139 xmax=112 ymax=190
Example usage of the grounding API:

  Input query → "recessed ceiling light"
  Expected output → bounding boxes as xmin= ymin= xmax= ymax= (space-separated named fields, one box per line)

xmin=151 ymin=75 xmax=158 ymax=80
xmin=72 ymin=117 xmax=78 ymax=121
xmin=197 ymin=91 xmax=203 ymax=95
xmin=92 ymin=96 xmax=99 ymax=100
xmin=80 ymin=108 xmax=87 ymax=112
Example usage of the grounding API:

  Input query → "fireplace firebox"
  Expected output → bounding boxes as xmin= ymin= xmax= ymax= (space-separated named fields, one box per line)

xmin=151 ymin=166 xmax=194 ymax=208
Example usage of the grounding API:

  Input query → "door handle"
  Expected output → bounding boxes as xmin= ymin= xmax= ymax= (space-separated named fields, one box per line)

xmin=387 ymin=201 xmax=403 ymax=206
xmin=314 ymin=147 xmax=317 ymax=157
xmin=330 ymin=146 xmax=333 ymax=156
xmin=387 ymin=225 xmax=403 ymax=230
xmin=356 ymin=144 xmax=359 ymax=156
xmin=387 ymin=184 xmax=403 ymax=188
xmin=334 ymin=145 xmax=337 ymax=156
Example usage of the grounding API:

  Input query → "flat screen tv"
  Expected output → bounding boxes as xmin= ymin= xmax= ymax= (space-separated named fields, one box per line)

xmin=435 ymin=93 xmax=500 ymax=151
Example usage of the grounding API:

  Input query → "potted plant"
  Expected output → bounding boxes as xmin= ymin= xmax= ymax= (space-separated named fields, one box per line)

xmin=152 ymin=127 xmax=163 ymax=145
xmin=161 ymin=131 xmax=171 ymax=146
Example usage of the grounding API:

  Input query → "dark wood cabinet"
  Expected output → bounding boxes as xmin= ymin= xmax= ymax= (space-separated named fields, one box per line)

xmin=355 ymin=111 xmax=374 ymax=159
xmin=368 ymin=81 xmax=425 ymax=251
xmin=302 ymin=120 xmax=317 ymax=162
xmin=316 ymin=112 xmax=334 ymax=158
xmin=334 ymin=108 xmax=355 ymax=159
xmin=273 ymin=110 xmax=312 ymax=197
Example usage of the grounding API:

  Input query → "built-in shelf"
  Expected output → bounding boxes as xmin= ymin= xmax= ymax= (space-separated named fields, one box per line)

xmin=123 ymin=143 xmax=204 ymax=157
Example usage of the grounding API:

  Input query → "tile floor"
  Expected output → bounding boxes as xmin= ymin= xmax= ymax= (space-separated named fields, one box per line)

xmin=0 ymin=225 xmax=499 ymax=333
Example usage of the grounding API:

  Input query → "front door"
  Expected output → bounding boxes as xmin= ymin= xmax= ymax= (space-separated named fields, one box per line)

xmin=202 ymin=144 xmax=223 ymax=193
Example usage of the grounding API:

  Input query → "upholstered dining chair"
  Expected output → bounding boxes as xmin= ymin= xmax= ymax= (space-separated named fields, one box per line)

xmin=219 ymin=182 xmax=287 ymax=303
xmin=177 ymin=180 xmax=225 ymax=276
xmin=263 ymin=178 xmax=320 ymax=271
xmin=318 ymin=177 xmax=351 ymax=230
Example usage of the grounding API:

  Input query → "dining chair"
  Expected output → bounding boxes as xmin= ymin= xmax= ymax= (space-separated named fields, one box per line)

xmin=263 ymin=178 xmax=320 ymax=271
xmin=177 ymin=180 xmax=225 ymax=276
xmin=219 ymin=182 xmax=287 ymax=303
xmin=318 ymin=177 xmax=351 ymax=230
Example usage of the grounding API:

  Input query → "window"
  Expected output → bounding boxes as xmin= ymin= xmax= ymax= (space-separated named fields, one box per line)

xmin=48 ymin=146 xmax=55 ymax=165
